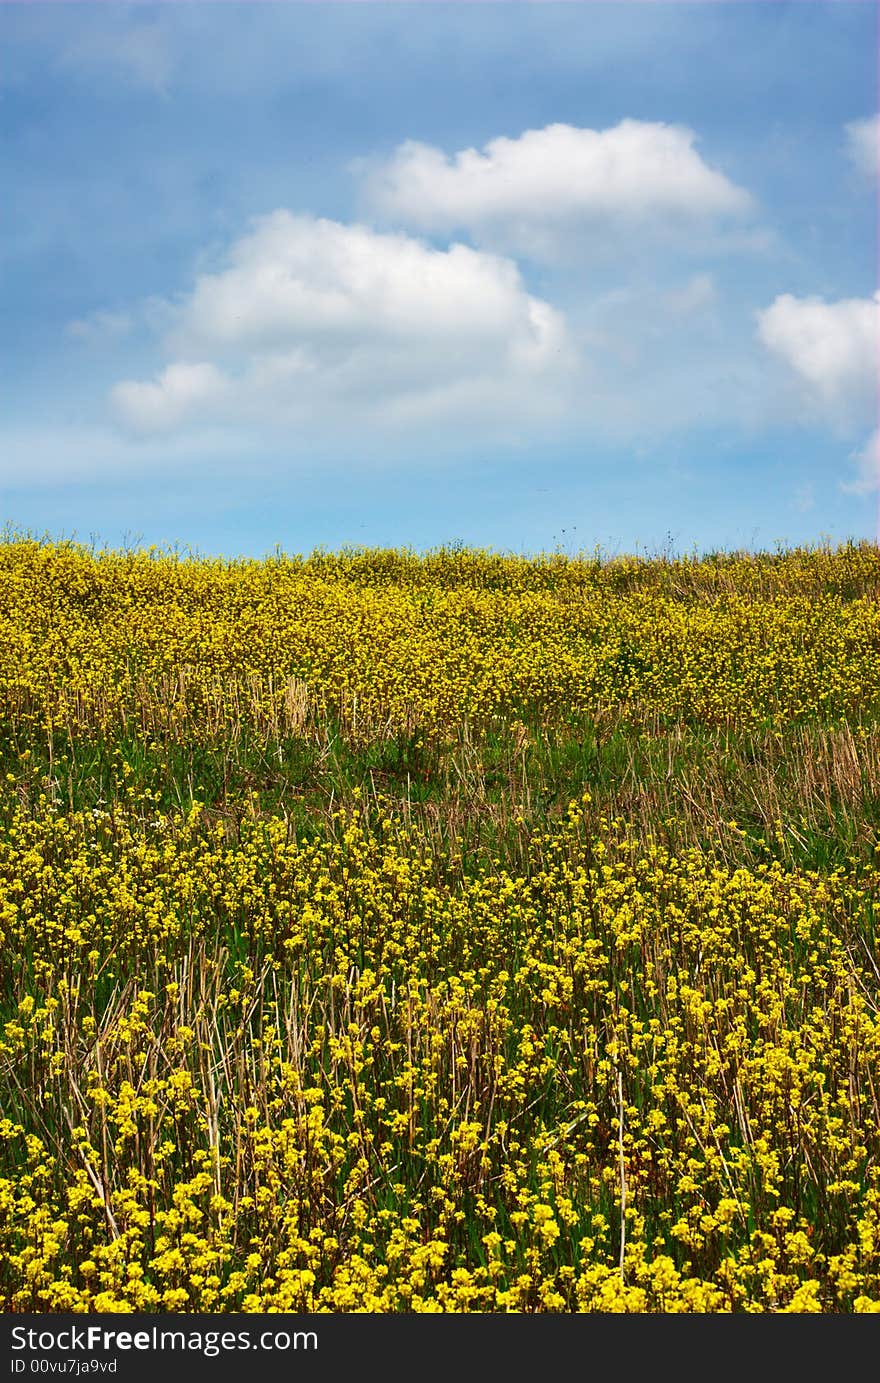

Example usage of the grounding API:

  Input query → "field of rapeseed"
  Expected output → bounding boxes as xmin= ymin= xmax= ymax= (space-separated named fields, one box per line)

xmin=1 ymin=535 xmax=879 ymax=1312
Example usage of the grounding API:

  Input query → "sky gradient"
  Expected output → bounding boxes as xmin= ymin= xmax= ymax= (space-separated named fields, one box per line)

xmin=1 ymin=1 xmax=878 ymax=558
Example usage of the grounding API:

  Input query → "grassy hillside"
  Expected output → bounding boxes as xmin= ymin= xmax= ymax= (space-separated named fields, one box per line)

xmin=1 ymin=537 xmax=879 ymax=1311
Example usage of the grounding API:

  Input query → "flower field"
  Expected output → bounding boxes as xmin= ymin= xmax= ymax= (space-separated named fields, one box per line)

xmin=1 ymin=536 xmax=879 ymax=1312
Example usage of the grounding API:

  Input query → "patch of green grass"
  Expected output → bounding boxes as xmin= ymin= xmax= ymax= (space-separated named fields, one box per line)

xmin=3 ymin=712 xmax=878 ymax=881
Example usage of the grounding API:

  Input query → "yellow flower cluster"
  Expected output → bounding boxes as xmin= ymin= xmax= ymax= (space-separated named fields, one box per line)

xmin=1 ymin=795 xmax=878 ymax=1312
xmin=1 ymin=538 xmax=878 ymax=741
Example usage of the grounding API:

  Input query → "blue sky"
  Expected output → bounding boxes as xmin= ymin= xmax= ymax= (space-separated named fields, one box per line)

xmin=1 ymin=1 xmax=877 ymax=558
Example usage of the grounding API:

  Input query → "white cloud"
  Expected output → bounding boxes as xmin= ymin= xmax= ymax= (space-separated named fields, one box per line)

xmin=59 ymin=22 xmax=172 ymax=94
xmin=112 ymin=362 xmax=230 ymax=435
xmin=843 ymin=428 xmax=880 ymax=495
xmin=663 ymin=273 xmax=716 ymax=317
xmin=110 ymin=211 xmax=575 ymax=438
xmin=756 ymin=290 xmax=879 ymax=407
xmin=361 ymin=120 xmax=753 ymax=257
xmin=67 ymin=310 xmax=133 ymax=343
xmin=845 ymin=114 xmax=879 ymax=179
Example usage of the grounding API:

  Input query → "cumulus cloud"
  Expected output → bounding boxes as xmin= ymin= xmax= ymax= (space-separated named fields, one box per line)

xmin=110 ymin=211 xmax=574 ymax=438
xmin=845 ymin=114 xmax=879 ymax=179
xmin=360 ymin=120 xmax=753 ymax=257
xmin=112 ymin=362 xmax=230 ymax=435
xmin=756 ymin=290 xmax=879 ymax=407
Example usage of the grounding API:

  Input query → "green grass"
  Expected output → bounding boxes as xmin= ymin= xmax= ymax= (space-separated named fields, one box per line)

xmin=3 ymin=710 xmax=878 ymax=881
